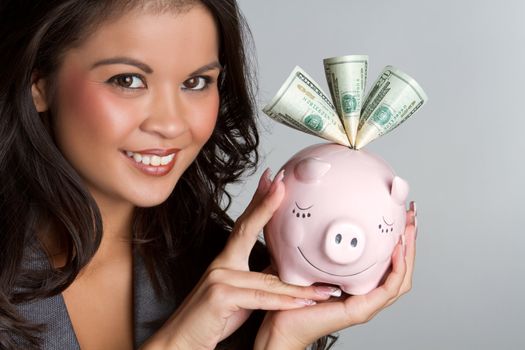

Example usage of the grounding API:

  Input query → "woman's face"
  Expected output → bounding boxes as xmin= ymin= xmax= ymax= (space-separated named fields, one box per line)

xmin=36 ymin=5 xmax=221 ymax=208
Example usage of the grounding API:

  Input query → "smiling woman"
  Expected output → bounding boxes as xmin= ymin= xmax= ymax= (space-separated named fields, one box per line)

xmin=0 ymin=1 xmax=415 ymax=350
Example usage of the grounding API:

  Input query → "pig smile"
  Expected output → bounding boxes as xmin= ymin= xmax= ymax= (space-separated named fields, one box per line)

xmin=297 ymin=247 xmax=376 ymax=277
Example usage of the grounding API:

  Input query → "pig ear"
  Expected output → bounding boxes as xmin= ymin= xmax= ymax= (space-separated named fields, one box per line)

xmin=294 ymin=158 xmax=331 ymax=183
xmin=391 ymin=176 xmax=409 ymax=205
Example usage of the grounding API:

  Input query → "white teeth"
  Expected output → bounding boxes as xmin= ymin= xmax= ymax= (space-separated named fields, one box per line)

xmin=161 ymin=154 xmax=174 ymax=165
xmin=126 ymin=151 xmax=175 ymax=167
xmin=150 ymin=155 xmax=161 ymax=166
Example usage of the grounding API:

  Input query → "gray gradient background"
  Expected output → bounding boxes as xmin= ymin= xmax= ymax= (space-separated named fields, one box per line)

xmin=227 ymin=0 xmax=525 ymax=349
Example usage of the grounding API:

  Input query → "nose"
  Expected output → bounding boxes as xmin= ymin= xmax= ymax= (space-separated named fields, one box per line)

xmin=141 ymin=85 xmax=189 ymax=139
xmin=324 ymin=221 xmax=366 ymax=265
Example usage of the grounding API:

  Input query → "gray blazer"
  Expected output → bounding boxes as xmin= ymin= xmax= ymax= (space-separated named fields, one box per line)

xmin=14 ymin=242 xmax=176 ymax=349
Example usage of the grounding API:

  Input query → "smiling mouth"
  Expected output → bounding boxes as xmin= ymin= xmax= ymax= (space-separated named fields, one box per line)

xmin=124 ymin=150 xmax=177 ymax=167
xmin=121 ymin=150 xmax=178 ymax=177
xmin=297 ymin=247 xmax=376 ymax=277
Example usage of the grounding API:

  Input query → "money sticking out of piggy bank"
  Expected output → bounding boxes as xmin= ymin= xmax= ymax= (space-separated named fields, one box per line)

xmin=264 ymin=143 xmax=409 ymax=295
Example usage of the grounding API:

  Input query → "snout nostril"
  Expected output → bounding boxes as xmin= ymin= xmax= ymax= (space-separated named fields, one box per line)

xmin=350 ymin=238 xmax=358 ymax=247
xmin=335 ymin=234 xmax=342 ymax=244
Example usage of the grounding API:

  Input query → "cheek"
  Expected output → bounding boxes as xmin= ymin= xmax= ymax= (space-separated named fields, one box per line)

xmin=56 ymin=77 xmax=140 ymax=147
xmin=187 ymin=92 xmax=219 ymax=144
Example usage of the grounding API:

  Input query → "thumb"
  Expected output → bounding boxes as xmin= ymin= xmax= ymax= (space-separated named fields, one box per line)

xmin=217 ymin=169 xmax=285 ymax=270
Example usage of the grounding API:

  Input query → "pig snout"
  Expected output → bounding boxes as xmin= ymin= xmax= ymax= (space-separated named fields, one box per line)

xmin=324 ymin=221 xmax=366 ymax=265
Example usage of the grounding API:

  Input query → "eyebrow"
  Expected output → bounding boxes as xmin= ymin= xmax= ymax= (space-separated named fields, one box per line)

xmin=91 ymin=57 xmax=153 ymax=73
xmin=189 ymin=61 xmax=223 ymax=76
xmin=90 ymin=57 xmax=222 ymax=76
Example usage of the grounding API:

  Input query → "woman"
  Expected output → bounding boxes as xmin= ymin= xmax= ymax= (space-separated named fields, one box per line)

xmin=0 ymin=0 xmax=417 ymax=349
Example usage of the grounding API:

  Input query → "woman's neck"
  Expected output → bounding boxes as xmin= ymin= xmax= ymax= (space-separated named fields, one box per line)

xmin=38 ymin=193 xmax=135 ymax=269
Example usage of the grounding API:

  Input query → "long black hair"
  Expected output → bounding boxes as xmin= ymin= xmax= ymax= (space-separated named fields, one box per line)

xmin=0 ymin=1 xmax=336 ymax=349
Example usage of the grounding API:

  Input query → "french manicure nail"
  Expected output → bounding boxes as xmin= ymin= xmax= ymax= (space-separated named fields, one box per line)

xmin=411 ymin=201 xmax=417 ymax=217
xmin=295 ymin=298 xmax=316 ymax=306
xmin=274 ymin=169 xmax=285 ymax=183
xmin=258 ymin=168 xmax=272 ymax=192
xmin=269 ymin=169 xmax=285 ymax=195
xmin=265 ymin=168 xmax=272 ymax=182
xmin=315 ymin=286 xmax=342 ymax=297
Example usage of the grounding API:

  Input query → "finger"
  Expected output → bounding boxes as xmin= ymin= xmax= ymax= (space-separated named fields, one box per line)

xmin=241 ymin=169 xmax=284 ymax=220
xmin=205 ymin=268 xmax=341 ymax=301
xmin=406 ymin=207 xmax=415 ymax=225
xmin=217 ymin=170 xmax=285 ymax=268
xmin=241 ymin=168 xmax=273 ymax=216
xmin=357 ymin=242 xmax=406 ymax=312
xmin=406 ymin=201 xmax=417 ymax=234
xmin=410 ymin=200 xmax=417 ymax=217
xmin=206 ymin=283 xmax=316 ymax=317
xmin=393 ymin=222 xmax=417 ymax=299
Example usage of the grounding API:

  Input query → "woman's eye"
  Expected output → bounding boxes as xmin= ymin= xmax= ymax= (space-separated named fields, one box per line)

xmin=182 ymin=76 xmax=210 ymax=91
xmin=108 ymin=74 xmax=146 ymax=89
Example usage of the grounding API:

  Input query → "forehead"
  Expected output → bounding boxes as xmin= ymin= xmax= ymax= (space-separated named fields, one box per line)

xmin=62 ymin=4 xmax=219 ymax=71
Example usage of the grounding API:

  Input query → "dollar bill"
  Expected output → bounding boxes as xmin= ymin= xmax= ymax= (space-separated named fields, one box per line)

xmin=355 ymin=66 xmax=428 ymax=149
xmin=262 ymin=66 xmax=351 ymax=147
xmin=323 ymin=55 xmax=368 ymax=147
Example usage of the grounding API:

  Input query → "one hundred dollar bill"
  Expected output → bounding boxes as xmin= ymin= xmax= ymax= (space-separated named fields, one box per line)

xmin=355 ymin=66 xmax=428 ymax=149
xmin=323 ymin=55 xmax=368 ymax=147
xmin=262 ymin=66 xmax=351 ymax=147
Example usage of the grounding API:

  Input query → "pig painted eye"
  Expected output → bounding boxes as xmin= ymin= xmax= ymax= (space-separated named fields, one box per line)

xmin=292 ymin=202 xmax=313 ymax=219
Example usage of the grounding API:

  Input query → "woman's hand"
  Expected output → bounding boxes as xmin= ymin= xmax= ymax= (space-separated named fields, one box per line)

xmin=141 ymin=169 xmax=338 ymax=350
xmin=254 ymin=202 xmax=418 ymax=350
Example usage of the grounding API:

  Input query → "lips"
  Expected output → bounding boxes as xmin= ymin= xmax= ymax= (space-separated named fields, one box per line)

xmin=121 ymin=148 xmax=179 ymax=177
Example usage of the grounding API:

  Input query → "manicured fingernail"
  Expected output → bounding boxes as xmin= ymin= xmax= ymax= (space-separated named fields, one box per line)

xmin=274 ymin=169 xmax=285 ymax=183
xmin=258 ymin=168 xmax=272 ymax=192
xmin=410 ymin=201 xmax=417 ymax=217
xmin=265 ymin=168 xmax=272 ymax=182
xmin=269 ymin=169 xmax=285 ymax=195
xmin=401 ymin=234 xmax=406 ymax=257
xmin=295 ymin=298 xmax=316 ymax=306
xmin=315 ymin=286 xmax=342 ymax=297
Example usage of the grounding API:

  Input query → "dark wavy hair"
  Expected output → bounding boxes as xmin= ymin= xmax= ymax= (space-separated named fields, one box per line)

xmin=0 ymin=1 xmax=336 ymax=349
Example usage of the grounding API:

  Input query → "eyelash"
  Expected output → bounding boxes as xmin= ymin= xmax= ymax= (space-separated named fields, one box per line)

xmin=107 ymin=74 xmax=147 ymax=91
xmin=181 ymin=76 xmax=213 ymax=91
xmin=106 ymin=73 xmax=214 ymax=92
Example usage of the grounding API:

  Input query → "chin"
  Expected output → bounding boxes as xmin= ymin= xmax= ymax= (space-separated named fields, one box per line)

xmin=131 ymin=192 xmax=173 ymax=208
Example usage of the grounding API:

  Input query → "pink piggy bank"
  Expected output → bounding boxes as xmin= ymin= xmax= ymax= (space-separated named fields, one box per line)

xmin=264 ymin=143 xmax=409 ymax=295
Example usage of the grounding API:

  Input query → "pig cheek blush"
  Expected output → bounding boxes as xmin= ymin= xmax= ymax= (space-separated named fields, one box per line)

xmin=265 ymin=143 xmax=409 ymax=295
xmin=292 ymin=202 xmax=313 ymax=219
